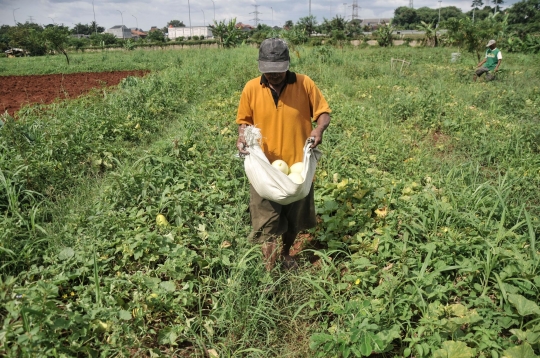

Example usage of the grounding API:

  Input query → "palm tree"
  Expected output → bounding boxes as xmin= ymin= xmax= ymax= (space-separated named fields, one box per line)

xmin=417 ymin=21 xmax=438 ymax=47
xmin=471 ymin=0 xmax=483 ymax=9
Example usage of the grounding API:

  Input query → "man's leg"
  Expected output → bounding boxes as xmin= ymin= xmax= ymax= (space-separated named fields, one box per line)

xmin=262 ymin=241 xmax=280 ymax=271
xmin=281 ymin=230 xmax=299 ymax=270
xmin=248 ymin=185 xmax=286 ymax=272
xmin=474 ymin=67 xmax=488 ymax=82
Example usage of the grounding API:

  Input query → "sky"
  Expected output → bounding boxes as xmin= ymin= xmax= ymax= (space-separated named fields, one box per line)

xmin=0 ymin=0 xmax=520 ymax=31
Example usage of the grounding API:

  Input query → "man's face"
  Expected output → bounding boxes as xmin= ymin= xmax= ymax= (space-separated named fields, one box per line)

xmin=489 ymin=43 xmax=496 ymax=50
xmin=264 ymin=72 xmax=287 ymax=86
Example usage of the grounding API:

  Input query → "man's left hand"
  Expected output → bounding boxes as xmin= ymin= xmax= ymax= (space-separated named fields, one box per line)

xmin=310 ymin=113 xmax=331 ymax=148
xmin=309 ymin=128 xmax=324 ymax=148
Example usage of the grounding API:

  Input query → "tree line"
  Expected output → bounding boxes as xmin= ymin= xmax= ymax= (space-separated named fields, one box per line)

xmin=1 ymin=0 xmax=538 ymax=59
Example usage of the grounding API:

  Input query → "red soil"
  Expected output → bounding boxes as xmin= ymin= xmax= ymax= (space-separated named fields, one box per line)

xmin=0 ymin=70 xmax=149 ymax=117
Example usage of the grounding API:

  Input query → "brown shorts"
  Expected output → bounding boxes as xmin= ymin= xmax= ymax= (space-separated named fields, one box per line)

xmin=248 ymin=184 xmax=316 ymax=243
xmin=475 ymin=66 xmax=495 ymax=80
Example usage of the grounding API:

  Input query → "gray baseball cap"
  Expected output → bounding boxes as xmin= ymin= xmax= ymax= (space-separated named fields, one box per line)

xmin=258 ymin=38 xmax=290 ymax=73
xmin=486 ymin=39 xmax=496 ymax=47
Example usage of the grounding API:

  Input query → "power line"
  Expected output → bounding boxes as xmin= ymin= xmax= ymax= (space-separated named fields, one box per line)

xmin=351 ymin=0 xmax=359 ymax=21
xmin=250 ymin=5 xmax=261 ymax=27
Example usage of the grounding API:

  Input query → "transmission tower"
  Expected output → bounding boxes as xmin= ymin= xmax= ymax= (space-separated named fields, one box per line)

xmin=409 ymin=0 xmax=413 ymax=8
xmin=250 ymin=5 xmax=261 ymax=27
xmin=351 ymin=0 xmax=359 ymax=21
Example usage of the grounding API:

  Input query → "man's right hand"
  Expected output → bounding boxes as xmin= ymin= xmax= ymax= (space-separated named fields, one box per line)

xmin=236 ymin=136 xmax=249 ymax=155
xmin=237 ymin=124 xmax=250 ymax=155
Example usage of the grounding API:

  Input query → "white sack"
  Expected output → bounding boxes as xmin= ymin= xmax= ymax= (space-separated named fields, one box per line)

xmin=243 ymin=126 xmax=322 ymax=205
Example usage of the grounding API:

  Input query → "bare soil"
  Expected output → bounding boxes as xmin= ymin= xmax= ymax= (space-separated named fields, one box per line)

xmin=0 ymin=70 xmax=149 ymax=117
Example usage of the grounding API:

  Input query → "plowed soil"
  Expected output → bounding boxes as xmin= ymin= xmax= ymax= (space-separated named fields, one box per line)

xmin=0 ymin=70 xmax=149 ymax=117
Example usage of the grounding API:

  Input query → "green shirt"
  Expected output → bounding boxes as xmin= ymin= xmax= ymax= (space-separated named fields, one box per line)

xmin=485 ymin=48 xmax=502 ymax=71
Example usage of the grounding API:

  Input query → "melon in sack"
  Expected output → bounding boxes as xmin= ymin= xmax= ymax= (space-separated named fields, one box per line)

xmin=243 ymin=126 xmax=322 ymax=205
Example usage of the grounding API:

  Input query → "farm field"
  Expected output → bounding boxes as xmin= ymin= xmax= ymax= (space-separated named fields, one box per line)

xmin=1 ymin=46 xmax=539 ymax=357
xmin=1 ymin=71 xmax=149 ymax=116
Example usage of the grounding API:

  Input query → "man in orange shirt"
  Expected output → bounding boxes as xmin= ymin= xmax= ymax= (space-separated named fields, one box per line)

xmin=236 ymin=38 xmax=331 ymax=271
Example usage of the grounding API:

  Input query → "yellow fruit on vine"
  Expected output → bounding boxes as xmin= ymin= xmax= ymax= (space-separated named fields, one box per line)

xmin=156 ymin=214 xmax=169 ymax=227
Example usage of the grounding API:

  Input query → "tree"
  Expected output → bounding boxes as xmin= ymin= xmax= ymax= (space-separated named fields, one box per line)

xmin=90 ymin=21 xmax=104 ymax=34
xmin=89 ymin=32 xmax=117 ymax=46
xmin=417 ymin=21 xmax=438 ymax=46
xmin=283 ymin=20 xmax=294 ymax=30
xmin=507 ymin=0 xmax=540 ymax=35
xmin=167 ymin=20 xmax=185 ymax=28
xmin=374 ymin=22 xmax=395 ymax=47
xmin=471 ymin=0 xmax=484 ymax=9
xmin=492 ymin=0 xmax=505 ymax=11
xmin=296 ymin=15 xmax=318 ymax=36
xmin=393 ymin=7 xmax=419 ymax=28
xmin=320 ymin=15 xmax=348 ymax=35
xmin=6 ymin=23 xmax=47 ymax=56
xmin=210 ymin=18 xmax=242 ymax=48
xmin=443 ymin=14 xmax=505 ymax=60
xmin=416 ymin=7 xmax=438 ymax=24
xmin=147 ymin=29 xmax=166 ymax=43
xmin=43 ymin=26 xmax=71 ymax=64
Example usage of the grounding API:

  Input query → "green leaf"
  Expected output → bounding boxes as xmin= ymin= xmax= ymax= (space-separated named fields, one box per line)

xmin=158 ymin=328 xmax=178 ymax=346
xmin=119 ymin=310 xmax=132 ymax=320
xmin=502 ymin=343 xmax=538 ymax=358
xmin=432 ymin=341 xmax=475 ymax=358
xmin=52 ymin=317 xmax=70 ymax=330
xmin=508 ymin=294 xmax=540 ymax=316
xmin=58 ymin=247 xmax=75 ymax=261
xmin=359 ymin=332 xmax=373 ymax=356
xmin=160 ymin=281 xmax=176 ymax=292
xmin=309 ymin=333 xmax=333 ymax=350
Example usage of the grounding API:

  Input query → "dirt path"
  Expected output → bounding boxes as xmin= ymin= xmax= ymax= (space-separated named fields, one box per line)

xmin=0 ymin=70 xmax=149 ymax=117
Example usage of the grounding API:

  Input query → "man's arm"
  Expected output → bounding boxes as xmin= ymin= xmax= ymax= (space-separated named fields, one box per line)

xmin=494 ymin=59 xmax=502 ymax=72
xmin=310 ymin=113 xmax=330 ymax=148
xmin=477 ymin=58 xmax=487 ymax=68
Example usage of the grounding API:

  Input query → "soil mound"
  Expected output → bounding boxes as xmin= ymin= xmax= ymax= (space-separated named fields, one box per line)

xmin=1 ymin=70 xmax=149 ymax=117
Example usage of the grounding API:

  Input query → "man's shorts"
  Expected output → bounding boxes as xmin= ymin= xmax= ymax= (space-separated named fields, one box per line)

xmin=248 ymin=184 xmax=316 ymax=243
xmin=476 ymin=66 xmax=495 ymax=80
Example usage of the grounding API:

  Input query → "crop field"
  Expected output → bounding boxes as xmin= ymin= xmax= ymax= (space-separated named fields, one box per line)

xmin=1 ymin=46 xmax=539 ymax=357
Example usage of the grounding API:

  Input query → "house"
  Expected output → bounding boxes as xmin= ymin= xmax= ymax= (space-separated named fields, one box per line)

xmin=361 ymin=18 xmax=393 ymax=30
xmin=235 ymin=22 xmax=254 ymax=32
xmin=167 ymin=26 xmax=213 ymax=40
xmin=105 ymin=25 xmax=132 ymax=39
xmin=131 ymin=28 xmax=147 ymax=39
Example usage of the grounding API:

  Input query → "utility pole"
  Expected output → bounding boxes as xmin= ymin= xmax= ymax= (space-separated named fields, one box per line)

xmin=271 ymin=7 xmax=273 ymax=27
xmin=438 ymin=1 xmax=442 ymax=25
xmin=187 ymin=0 xmax=192 ymax=38
xmin=409 ymin=0 xmax=413 ymax=8
xmin=343 ymin=3 xmax=347 ymax=19
xmin=309 ymin=0 xmax=311 ymax=16
xmin=132 ymin=15 xmax=138 ymax=30
xmin=210 ymin=0 xmax=215 ymax=21
xmin=13 ymin=8 xmax=20 ymax=25
xmin=92 ymin=0 xmax=97 ymax=35
xmin=250 ymin=5 xmax=261 ymax=27
xmin=202 ymin=9 xmax=205 ymax=26
xmin=116 ymin=10 xmax=124 ymax=39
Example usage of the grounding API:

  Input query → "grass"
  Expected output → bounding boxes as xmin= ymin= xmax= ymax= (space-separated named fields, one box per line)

xmin=1 ymin=45 xmax=539 ymax=357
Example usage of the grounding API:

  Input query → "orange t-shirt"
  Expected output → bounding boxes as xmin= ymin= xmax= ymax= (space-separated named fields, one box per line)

xmin=236 ymin=72 xmax=331 ymax=166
